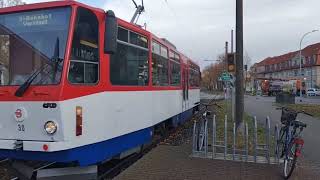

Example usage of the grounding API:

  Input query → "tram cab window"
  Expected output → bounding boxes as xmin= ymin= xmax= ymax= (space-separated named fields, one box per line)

xmin=110 ymin=27 xmax=149 ymax=86
xmin=68 ymin=7 xmax=99 ymax=84
xmin=152 ymin=41 xmax=169 ymax=86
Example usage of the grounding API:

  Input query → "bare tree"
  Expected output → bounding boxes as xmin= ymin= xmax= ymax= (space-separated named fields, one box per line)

xmin=244 ymin=50 xmax=252 ymax=68
xmin=0 ymin=0 xmax=25 ymax=84
xmin=201 ymin=54 xmax=225 ymax=91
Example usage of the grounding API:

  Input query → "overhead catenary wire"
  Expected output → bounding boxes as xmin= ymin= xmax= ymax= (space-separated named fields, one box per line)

xmin=161 ymin=0 xmax=183 ymax=27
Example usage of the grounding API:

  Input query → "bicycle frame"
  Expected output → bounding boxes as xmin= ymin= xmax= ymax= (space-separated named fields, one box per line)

xmin=283 ymin=126 xmax=291 ymax=159
xmin=283 ymin=123 xmax=304 ymax=159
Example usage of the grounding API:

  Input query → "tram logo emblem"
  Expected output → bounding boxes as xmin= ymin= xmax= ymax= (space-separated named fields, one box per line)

xmin=15 ymin=109 xmax=22 ymax=118
xmin=14 ymin=108 xmax=27 ymax=122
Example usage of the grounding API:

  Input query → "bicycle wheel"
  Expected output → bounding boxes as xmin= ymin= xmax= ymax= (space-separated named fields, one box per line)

xmin=278 ymin=127 xmax=286 ymax=158
xmin=283 ymin=142 xmax=298 ymax=179
xmin=196 ymin=119 xmax=206 ymax=151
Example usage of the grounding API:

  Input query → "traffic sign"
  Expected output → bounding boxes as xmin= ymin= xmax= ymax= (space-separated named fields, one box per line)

xmin=221 ymin=72 xmax=231 ymax=81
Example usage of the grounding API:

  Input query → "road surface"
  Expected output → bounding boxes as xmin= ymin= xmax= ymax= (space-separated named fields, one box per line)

xmin=245 ymin=95 xmax=320 ymax=167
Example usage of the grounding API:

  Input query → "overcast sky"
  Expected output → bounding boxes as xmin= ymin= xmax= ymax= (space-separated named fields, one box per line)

xmin=25 ymin=0 xmax=320 ymax=70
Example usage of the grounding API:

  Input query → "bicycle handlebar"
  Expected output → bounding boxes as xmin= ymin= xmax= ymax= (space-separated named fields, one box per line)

xmin=301 ymin=111 xmax=313 ymax=117
xmin=276 ymin=106 xmax=313 ymax=117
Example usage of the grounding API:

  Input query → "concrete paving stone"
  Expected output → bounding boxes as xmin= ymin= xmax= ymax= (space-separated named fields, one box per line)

xmin=115 ymin=144 xmax=319 ymax=180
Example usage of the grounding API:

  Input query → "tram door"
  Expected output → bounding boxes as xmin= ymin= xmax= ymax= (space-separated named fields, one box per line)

xmin=182 ymin=67 xmax=189 ymax=112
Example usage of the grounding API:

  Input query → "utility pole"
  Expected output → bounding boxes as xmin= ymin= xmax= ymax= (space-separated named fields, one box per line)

xmin=231 ymin=30 xmax=234 ymax=53
xmin=235 ymin=0 xmax=244 ymax=128
xmin=231 ymin=29 xmax=235 ymax=122
xmin=311 ymin=68 xmax=313 ymax=88
xmin=225 ymin=41 xmax=228 ymax=70
xmin=224 ymin=41 xmax=228 ymax=100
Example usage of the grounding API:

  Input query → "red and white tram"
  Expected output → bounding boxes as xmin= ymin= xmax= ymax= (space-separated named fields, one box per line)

xmin=0 ymin=1 xmax=200 ymax=167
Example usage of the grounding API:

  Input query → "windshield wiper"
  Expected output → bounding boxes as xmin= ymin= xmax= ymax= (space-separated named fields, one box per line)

xmin=15 ymin=38 xmax=62 ymax=97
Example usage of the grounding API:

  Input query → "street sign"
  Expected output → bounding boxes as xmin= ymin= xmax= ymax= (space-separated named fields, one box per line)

xmin=221 ymin=72 xmax=231 ymax=81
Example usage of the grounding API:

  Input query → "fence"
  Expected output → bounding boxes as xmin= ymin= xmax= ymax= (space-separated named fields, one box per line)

xmin=192 ymin=114 xmax=281 ymax=164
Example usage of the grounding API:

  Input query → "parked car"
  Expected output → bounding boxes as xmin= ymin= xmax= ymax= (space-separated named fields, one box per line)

xmin=307 ymin=88 xmax=320 ymax=96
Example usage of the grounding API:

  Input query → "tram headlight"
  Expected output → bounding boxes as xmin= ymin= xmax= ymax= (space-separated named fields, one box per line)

xmin=44 ymin=121 xmax=57 ymax=134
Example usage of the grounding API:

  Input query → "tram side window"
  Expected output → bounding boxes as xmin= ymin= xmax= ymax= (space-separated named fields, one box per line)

xmin=68 ymin=8 xmax=99 ymax=84
xmin=110 ymin=27 xmax=149 ymax=86
xmin=169 ymin=51 xmax=181 ymax=86
xmin=190 ymin=68 xmax=200 ymax=87
xmin=152 ymin=41 xmax=169 ymax=86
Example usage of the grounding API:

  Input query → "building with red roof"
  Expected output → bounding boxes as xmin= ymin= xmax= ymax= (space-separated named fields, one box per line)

xmin=255 ymin=42 xmax=320 ymax=89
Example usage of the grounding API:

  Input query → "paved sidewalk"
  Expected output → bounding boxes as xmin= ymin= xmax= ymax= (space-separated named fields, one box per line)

xmin=115 ymin=144 xmax=318 ymax=180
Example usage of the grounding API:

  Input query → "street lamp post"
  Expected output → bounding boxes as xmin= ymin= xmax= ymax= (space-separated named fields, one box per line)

xmin=299 ymin=30 xmax=318 ymax=98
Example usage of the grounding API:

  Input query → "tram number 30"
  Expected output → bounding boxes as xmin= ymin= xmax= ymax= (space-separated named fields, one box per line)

xmin=18 ymin=124 xmax=25 ymax=132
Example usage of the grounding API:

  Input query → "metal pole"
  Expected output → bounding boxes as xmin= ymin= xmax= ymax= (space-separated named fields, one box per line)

xmin=231 ymin=29 xmax=235 ymax=122
xmin=266 ymin=117 xmax=271 ymax=164
xmin=299 ymin=40 xmax=302 ymax=99
xmin=254 ymin=116 xmax=257 ymax=163
xmin=224 ymin=115 xmax=228 ymax=160
xmin=224 ymin=42 xmax=229 ymax=106
xmin=192 ymin=121 xmax=197 ymax=154
xmin=205 ymin=119 xmax=208 ymax=156
xmin=245 ymin=122 xmax=248 ymax=162
xmin=231 ymin=29 xmax=234 ymax=53
xmin=235 ymin=0 xmax=244 ymax=128
xmin=299 ymin=30 xmax=319 ymax=98
xmin=225 ymin=41 xmax=228 ymax=71
xmin=213 ymin=115 xmax=216 ymax=159
xmin=311 ymin=67 xmax=313 ymax=88
xmin=233 ymin=122 xmax=236 ymax=160
xmin=275 ymin=124 xmax=280 ymax=164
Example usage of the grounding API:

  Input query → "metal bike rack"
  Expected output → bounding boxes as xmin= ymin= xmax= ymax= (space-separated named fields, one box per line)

xmin=192 ymin=114 xmax=281 ymax=164
xmin=254 ymin=116 xmax=272 ymax=163
xmin=212 ymin=115 xmax=228 ymax=159
xmin=274 ymin=124 xmax=280 ymax=164
xmin=192 ymin=116 xmax=208 ymax=155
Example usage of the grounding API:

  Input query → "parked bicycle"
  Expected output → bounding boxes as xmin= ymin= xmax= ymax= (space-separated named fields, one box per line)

xmin=193 ymin=100 xmax=221 ymax=152
xmin=276 ymin=107 xmax=312 ymax=179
